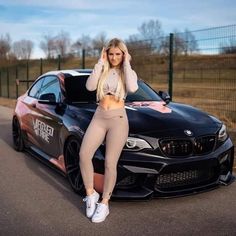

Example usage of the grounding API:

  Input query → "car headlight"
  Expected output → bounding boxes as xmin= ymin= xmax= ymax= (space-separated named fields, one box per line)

xmin=218 ymin=124 xmax=228 ymax=142
xmin=124 ymin=137 xmax=152 ymax=151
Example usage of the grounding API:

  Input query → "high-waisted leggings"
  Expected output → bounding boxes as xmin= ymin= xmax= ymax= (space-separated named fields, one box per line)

xmin=79 ymin=106 xmax=129 ymax=199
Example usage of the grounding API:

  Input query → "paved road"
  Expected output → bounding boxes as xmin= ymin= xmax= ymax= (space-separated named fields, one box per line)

xmin=0 ymin=106 xmax=236 ymax=236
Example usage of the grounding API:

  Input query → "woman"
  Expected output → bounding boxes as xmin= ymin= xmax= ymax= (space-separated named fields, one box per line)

xmin=79 ymin=38 xmax=138 ymax=223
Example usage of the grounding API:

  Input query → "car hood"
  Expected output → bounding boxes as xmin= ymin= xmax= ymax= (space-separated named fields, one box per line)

xmin=125 ymin=101 xmax=221 ymax=137
xmin=70 ymin=101 xmax=221 ymax=138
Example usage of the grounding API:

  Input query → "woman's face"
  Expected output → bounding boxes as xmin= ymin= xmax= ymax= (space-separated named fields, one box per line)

xmin=107 ymin=46 xmax=123 ymax=68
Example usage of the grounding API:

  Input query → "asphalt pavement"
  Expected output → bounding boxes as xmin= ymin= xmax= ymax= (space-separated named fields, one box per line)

xmin=0 ymin=105 xmax=236 ymax=236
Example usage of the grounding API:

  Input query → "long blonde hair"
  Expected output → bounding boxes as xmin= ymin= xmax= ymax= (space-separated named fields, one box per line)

xmin=96 ymin=38 xmax=127 ymax=101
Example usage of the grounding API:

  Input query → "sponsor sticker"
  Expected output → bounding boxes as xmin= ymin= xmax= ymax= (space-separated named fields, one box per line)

xmin=127 ymin=101 xmax=172 ymax=113
xmin=33 ymin=119 xmax=54 ymax=143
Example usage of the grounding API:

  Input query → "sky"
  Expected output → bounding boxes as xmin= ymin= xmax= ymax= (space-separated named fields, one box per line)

xmin=0 ymin=0 xmax=235 ymax=58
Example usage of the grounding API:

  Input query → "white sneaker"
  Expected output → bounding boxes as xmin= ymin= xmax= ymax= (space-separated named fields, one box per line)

xmin=83 ymin=191 xmax=100 ymax=218
xmin=91 ymin=203 xmax=109 ymax=223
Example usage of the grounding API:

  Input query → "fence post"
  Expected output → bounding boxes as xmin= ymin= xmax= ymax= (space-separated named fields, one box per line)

xmin=0 ymin=70 xmax=1 ymax=97
xmin=16 ymin=66 xmax=18 ymax=98
xmin=168 ymin=33 xmax=174 ymax=101
xmin=40 ymin=58 xmax=43 ymax=75
xmin=82 ymin=49 xmax=85 ymax=69
xmin=7 ymin=68 xmax=10 ymax=98
xmin=26 ymin=60 xmax=29 ymax=89
xmin=58 ymin=55 xmax=61 ymax=70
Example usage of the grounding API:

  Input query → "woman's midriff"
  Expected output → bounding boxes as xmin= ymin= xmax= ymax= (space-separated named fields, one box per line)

xmin=99 ymin=95 xmax=124 ymax=110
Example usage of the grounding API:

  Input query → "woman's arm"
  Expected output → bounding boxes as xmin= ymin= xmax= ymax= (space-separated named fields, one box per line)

xmin=123 ymin=60 xmax=138 ymax=93
xmin=86 ymin=59 xmax=104 ymax=91
xmin=86 ymin=48 xmax=107 ymax=91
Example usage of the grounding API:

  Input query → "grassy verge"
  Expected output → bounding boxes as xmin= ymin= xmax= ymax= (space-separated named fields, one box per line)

xmin=0 ymin=97 xmax=17 ymax=109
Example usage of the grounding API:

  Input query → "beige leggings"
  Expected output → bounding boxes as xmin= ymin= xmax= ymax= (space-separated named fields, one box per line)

xmin=79 ymin=106 xmax=129 ymax=199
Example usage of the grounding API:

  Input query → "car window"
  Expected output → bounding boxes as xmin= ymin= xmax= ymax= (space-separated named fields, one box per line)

xmin=64 ymin=76 xmax=161 ymax=103
xmin=64 ymin=75 xmax=96 ymax=103
xmin=38 ymin=76 xmax=61 ymax=102
xmin=126 ymin=81 xmax=162 ymax=102
xmin=28 ymin=78 xmax=44 ymax=98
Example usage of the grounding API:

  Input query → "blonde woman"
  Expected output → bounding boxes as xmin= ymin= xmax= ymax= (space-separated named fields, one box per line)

xmin=79 ymin=38 xmax=138 ymax=223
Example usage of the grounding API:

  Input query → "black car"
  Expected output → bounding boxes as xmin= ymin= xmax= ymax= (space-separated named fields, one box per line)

xmin=12 ymin=69 xmax=235 ymax=199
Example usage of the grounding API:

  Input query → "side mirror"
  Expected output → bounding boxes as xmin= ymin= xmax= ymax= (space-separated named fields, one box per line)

xmin=38 ymin=93 xmax=57 ymax=105
xmin=158 ymin=91 xmax=171 ymax=104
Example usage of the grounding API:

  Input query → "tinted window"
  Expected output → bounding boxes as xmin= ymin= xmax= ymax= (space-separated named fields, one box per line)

xmin=28 ymin=78 xmax=44 ymax=98
xmin=64 ymin=76 xmax=161 ymax=103
xmin=126 ymin=81 xmax=162 ymax=102
xmin=38 ymin=76 xmax=61 ymax=102
xmin=64 ymin=75 xmax=96 ymax=103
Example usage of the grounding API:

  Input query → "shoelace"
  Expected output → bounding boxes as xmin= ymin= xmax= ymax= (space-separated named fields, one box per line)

xmin=83 ymin=196 xmax=92 ymax=208
xmin=95 ymin=203 xmax=104 ymax=214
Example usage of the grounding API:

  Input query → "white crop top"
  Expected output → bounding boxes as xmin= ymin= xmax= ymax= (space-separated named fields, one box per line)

xmin=86 ymin=59 xmax=138 ymax=100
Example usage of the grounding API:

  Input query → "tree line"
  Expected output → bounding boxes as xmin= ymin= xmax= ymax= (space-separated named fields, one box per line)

xmin=0 ymin=19 xmax=235 ymax=61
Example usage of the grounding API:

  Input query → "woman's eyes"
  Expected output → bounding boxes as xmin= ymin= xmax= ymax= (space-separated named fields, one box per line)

xmin=109 ymin=53 xmax=122 ymax=56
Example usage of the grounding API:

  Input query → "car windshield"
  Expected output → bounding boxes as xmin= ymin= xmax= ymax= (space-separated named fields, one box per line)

xmin=64 ymin=75 xmax=162 ymax=103
xmin=126 ymin=81 xmax=162 ymax=102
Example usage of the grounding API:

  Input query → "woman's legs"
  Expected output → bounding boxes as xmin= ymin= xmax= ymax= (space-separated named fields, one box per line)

xmin=101 ymin=115 xmax=129 ymax=203
xmin=79 ymin=116 xmax=106 ymax=195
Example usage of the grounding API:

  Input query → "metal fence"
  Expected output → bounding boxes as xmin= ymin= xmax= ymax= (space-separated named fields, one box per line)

xmin=171 ymin=25 xmax=236 ymax=129
xmin=0 ymin=25 xmax=235 ymax=128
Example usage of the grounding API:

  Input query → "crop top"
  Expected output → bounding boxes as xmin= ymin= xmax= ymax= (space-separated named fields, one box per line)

xmin=86 ymin=59 xmax=138 ymax=100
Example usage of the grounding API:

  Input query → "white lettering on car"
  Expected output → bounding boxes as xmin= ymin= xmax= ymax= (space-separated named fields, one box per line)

xmin=33 ymin=119 xmax=54 ymax=143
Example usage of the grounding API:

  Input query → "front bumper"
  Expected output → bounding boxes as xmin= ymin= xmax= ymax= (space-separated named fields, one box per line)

xmin=111 ymin=138 xmax=235 ymax=199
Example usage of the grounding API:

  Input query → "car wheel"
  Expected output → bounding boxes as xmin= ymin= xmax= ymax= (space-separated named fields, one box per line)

xmin=64 ymin=136 xmax=84 ymax=194
xmin=12 ymin=116 xmax=24 ymax=151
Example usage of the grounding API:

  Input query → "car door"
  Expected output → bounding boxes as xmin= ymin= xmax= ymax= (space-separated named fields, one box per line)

xmin=22 ymin=77 xmax=44 ymax=147
xmin=30 ymin=75 xmax=64 ymax=158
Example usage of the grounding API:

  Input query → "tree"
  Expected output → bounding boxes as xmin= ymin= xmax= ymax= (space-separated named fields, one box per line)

xmin=173 ymin=29 xmax=186 ymax=55
xmin=71 ymin=39 xmax=82 ymax=55
xmin=40 ymin=34 xmax=57 ymax=59
xmin=125 ymin=34 xmax=153 ymax=56
xmin=219 ymin=38 xmax=236 ymax=54
xmin=12 ymin=39 xmax=34 ymax=60
xmin=160 ymin=29 xmax=198 ymax=56
xmin=137 ymin=19 xmax=164 ymax=53
xmin=182 ymin=29 xmax=198 ymax=55
xmin=138 ymin=19 xmax=163 ymax=40
xmin=72 ymin=34 xmax=92 ymax=56
xmin=92 ymin=32 xmax=107 ymax=54
xmin=0 ymin=33 xmax=11 ymax=60
xmin=54 ymin=31 xmax=71 ymax=58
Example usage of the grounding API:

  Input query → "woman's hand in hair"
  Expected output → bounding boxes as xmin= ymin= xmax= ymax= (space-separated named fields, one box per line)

xmin=100 ymin=47 xmax=107 ymax=63
xmin=123 ymin=50 xmax=131 ymax=63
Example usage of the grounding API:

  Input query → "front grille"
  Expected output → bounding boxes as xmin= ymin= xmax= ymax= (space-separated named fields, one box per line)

xmin=155 ymin=168 xmax=215 ymax=191
xmin=116 ymin=175 xmax=137 ymax=187
xmin=194 ymin=136 xmax=216 ymax=155
xmin=160 ymin=139 xmax=193 ymax=157
xmin=159 ymin=135 xmax=216 ymax=157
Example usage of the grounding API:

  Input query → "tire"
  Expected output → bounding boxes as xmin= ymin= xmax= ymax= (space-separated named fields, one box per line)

xmin=64 ymin=136 xmax=84 ymax=195
xmin=12 ymin=116 xmax=24 ymax=152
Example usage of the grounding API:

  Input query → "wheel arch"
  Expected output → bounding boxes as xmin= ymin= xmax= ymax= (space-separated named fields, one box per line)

xmin=63 ymin=132 xmax=85 ymax=194
xmin=63 ymin=132 xmax=82 ymax=160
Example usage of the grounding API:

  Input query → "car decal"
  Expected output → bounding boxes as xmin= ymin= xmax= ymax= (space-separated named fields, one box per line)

xmin=50 ymin=155 xmax=66 ymax=173
xmin=33 ymin=119 xmax=54 ymax=143
xmin=127 ymin=101 xmax=172 ymax=113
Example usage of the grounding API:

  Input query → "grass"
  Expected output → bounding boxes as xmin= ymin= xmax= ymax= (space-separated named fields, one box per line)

xmin=0 ymin=97 xmax=16 ymax=108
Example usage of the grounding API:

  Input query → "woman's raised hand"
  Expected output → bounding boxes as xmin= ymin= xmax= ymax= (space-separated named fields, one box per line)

xmin=100 ymin=47 xmax=107 ymax=62
xmin=123 ymin=50 xmax=131 ymax=62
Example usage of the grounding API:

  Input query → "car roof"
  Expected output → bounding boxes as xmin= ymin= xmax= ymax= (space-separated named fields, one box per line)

xmin=42 ymin=69 xmax=92 ymax=77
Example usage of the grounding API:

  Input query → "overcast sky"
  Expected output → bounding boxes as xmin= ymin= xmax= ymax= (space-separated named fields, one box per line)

xmin=0 ymin=0 xmax=235 ymax=58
